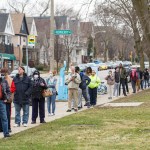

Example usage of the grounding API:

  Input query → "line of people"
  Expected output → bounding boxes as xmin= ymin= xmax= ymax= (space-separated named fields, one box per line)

xmin=105 ymin=64 xmax=150 ymax=99
xmin=0 ymin=66 xmax=58 ymax=138
xmin=65 ymin=65 xmax=101 ymax=112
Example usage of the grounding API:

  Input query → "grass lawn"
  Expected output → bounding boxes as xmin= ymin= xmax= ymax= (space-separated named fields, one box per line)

xmin=0 ymin=89 xmax=150 ymax=150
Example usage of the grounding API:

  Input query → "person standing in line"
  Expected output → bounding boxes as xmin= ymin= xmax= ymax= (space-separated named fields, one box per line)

xmin=119 ymin=63 xmax=127 ymax=96
xmin=136 ymin=67 xmax=141 ymax=92
xmin=84 ymin=67 xmax=92 ymax=106
xmin=46 ymin=71 xmax=57 ymax=116
xmin=75 ymin=67 xmax=91 ymax=109
xmin=143 ymin=68 xmax=149 ymax=89
xmin=0 ymin=69 xmax=11 ymax=138
xmin=130 ymin=69 xmax=138 ymax=93
xmin=10 ymin=66 xmax=32 ymax=127
xmin=88 ymin=70 xmax=101 ymax=106
xmin=0 ymin=68 xmax=13 ymax=133
xmin=124 ymin=72 xmax=129 ymax=94
xmin=139 ymin=68 xmax=144 ymax=90
xmin=65 ymin=66 xmax=81 ymax=112
xmin=113 ymin=67 xmax=120 ymax=97
xmin=31 ymin=70 xmax=47 ymax=124
xmin=105 ymin=70 xmax=115 ymax=99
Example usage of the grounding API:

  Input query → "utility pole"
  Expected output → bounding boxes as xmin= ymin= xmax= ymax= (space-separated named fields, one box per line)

xmin=50 ymin=0 xmax=55 ymax=71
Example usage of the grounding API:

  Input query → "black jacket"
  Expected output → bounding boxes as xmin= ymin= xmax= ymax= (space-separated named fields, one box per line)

xmin=79 ymin=74 xmax=91 ymax=90
xmin=114 ymin=71 xmax=120 ymax=83
xmin=13 ymin=74 xmax=32 ymax=105
xmin=32 ymin=77 xmax=47 ymax=99
xmin=0 ymin=78 xmax=11 ymax=101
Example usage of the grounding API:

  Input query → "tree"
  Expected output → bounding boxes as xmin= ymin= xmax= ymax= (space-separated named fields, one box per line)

xmin=131 ymin=0 xmax=150 ymax=67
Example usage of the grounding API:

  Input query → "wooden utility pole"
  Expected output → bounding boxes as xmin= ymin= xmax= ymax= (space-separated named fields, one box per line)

xmin=50 ymin=0 xmax=55 ymax=71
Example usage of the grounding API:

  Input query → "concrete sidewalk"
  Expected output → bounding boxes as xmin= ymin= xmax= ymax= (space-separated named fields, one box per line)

xmin=0 ymin=89 xmax=132 ymax=138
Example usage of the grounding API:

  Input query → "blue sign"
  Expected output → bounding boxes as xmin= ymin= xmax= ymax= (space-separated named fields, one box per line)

xmin=57 ymin=61 xmax=68 ymax=100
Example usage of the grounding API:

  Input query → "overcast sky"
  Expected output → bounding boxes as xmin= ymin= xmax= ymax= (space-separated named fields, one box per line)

xmin=0 ymin=0 xmax=98 ymax=20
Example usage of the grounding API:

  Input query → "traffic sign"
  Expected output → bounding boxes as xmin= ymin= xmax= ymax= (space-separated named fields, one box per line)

xmin=28 ymin=35 xmax=35 ymax=47
xmin=54 ymin=30 xmax=72 ymax=35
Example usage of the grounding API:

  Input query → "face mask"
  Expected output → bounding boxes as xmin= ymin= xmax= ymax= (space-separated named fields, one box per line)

xmin=49 ymin=74 xmax=53 ymax=77
xmin=0 ymin=74 xmax=5 ymax=79
xmin=34 ymin=75 xmax=39 ymax=79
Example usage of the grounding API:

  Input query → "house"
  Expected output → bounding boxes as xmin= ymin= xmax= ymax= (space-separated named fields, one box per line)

xmin=80 ymin=22 xmax=94 ymax=62
xmin=11 ymin=13 xmax=29 ymax=66
xmin=26 ymin=17 xmax=38 ymax=66
xmin=0 ymin=13 xmax=16 ymax=70
xmin=34 ymin=16 xmax=51 ymax=65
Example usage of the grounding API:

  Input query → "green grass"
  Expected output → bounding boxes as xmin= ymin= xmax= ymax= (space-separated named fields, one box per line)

xmin=0 ymin=89 xmax=150 ymax=150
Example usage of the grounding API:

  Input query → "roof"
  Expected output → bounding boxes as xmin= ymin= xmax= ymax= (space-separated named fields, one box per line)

xmin=0 ymin=13 xmax=9 ymax=32
xmin=55 ymin=16 xmax=68 ymax=29
xmin=10 ymin=13 xmax=24 ymax=34
xmin=26 ymin=17 xmax=34 ymax=33
xmin=80 ymin=22 xmax=94 ymax=37
xmin=34 ymin=17 xmax=51 ymax=39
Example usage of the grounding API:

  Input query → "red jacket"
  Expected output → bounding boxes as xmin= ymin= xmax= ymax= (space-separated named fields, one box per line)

xmin=10 ymin=81 xmax=16 ymax=93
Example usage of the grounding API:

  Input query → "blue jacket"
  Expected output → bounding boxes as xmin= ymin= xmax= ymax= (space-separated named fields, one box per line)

xmin=79 ymin=73 xmax=91 ymax=90
xmin=13 ymin=74 xmax=32 ymax=105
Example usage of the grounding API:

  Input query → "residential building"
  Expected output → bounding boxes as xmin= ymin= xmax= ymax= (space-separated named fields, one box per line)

xmin=0 ymin=13 xmax=16 ymax=70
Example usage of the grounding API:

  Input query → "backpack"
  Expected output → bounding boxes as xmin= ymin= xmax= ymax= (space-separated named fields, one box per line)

xmin=0 ymin=84 xmax=3 ymax=99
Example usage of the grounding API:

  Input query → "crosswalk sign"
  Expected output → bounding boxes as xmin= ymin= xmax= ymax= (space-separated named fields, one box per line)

xmin=28 ymin=35 xmax=35 ymax=47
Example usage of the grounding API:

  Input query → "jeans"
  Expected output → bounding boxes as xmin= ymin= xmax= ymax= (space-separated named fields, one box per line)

xmin=119 ymin=78 xmax=126 ymax=96
xmin=113 ymin=82 xmax=119 ymax=97
xmin=144 ymin=80 xmax=149 ymax=89
xmin=47 ymin=94 xmax=56 ymax=114
xmin=140 ymin=80 xmax=143 ymax=90
xmin=14 ymin=103 xmax=29 ymax=125
xmin=0 ymin=103 xmax=11 ymax=130
xmin=0 ymin=100 xmax=9 ymax=136
xmin=131 ymin=80 xmax=136 ymax=93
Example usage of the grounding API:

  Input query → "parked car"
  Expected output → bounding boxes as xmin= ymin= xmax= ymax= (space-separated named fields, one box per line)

xmin=105 ymin=62 xmax=113 ymax=69
xmin=99 ymin=63 xmax=108 ymax=70
xmin=93 ymin=60 xmax=103 ymax=64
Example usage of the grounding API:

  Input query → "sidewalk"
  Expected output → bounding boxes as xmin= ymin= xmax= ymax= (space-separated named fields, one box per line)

xmin=0 ymin=90 xmax=130 ymax=139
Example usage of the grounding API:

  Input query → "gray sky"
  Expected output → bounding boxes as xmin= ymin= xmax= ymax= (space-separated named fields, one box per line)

xmin=0 ymin=0 xmax=98 ymax=20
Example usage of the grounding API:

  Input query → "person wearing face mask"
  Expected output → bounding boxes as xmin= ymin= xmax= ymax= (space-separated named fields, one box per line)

xmin=10 ymin=66 xmax=32 ymax=127
xmin=46 ymin=71 xmax=57 ymax=116
xmin=105 ymin=70 xmax=115 ymax=99
xmin=31 ymin=70 xmax=47 ymax=124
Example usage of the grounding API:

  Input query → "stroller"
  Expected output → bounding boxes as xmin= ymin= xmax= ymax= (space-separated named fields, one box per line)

xmin=97 ymin=82 xmax=107 ymax=95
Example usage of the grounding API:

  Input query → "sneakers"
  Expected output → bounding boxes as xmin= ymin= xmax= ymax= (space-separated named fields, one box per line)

xmin=4 ymin=134 xmax=11 ymax=138
xmin=66 ymin=109 xmax=71 ymax=112
xmin=48 ymin=113 xmax=51 ymax=116
xmin=51 ymin=113 xmax=55 ymax=116
xmin=23 ymin=123 xmax=28 ymax=127
xmin=13 ymin=124 xmax=20 ymax=127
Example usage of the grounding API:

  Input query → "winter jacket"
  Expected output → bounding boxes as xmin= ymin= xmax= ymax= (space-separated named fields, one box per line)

xmin=119 ymin=67 xmax=126 ymax=79
xmin=105 ymin=75 xmax=115 ymax=85
xmin=32 ymin=77 xmax=47 ymax=99
xmin=65 ymin=73 xmax=81 ymax=89
xmin=130 ymin=70 xmax=138 ymax=82
xmin=88 ymin=75 xmax=101 ymax=89
xmin=114 ymin=71 xmax=120 ymax=83
xmin=11 ymin=73 xmax=32 ymax=105
xmin=143 ymin=71 xmax=149 ymax=80
xmin=79 ymin=73 xmax=91 ymax=90
xmin=0 ymin=78 xmax=11 ymax=101
xmin=46 ymin=77 xmax=57 ymax=94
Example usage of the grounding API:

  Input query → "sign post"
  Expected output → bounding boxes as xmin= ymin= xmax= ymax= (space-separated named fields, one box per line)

xmin=54 ymin=30 xmax=72 ymax=35
xmin=28 ymin=35 xmax=35 ymax=47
